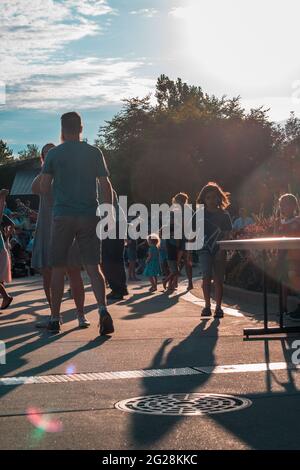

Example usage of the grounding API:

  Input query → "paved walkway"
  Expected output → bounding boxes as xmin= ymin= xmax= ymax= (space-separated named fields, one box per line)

xmin=0 ymin=275 xmax=300 ymax=449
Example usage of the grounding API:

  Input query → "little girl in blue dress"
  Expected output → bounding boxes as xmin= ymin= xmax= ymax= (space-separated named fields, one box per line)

xmin=143 ymin=234 xmax=161 ymax=292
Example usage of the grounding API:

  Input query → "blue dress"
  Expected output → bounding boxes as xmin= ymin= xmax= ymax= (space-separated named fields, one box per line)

xmin=143 ymin=245 xmax=161 ymax=277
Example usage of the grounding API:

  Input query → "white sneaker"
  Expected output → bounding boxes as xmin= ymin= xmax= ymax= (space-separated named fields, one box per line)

xmin=77 ymin=313 xmax=90 ymax=328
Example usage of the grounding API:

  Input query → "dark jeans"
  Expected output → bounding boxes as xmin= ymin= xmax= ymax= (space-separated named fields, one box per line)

xmin=102 ymin=238 xmax=127 ymax=295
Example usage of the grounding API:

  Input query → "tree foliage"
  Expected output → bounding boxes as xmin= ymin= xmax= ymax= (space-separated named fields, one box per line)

xmin=98 ymin=74 xmax=298 ymax=212
xmin=17 ymin=144 xmax=40 ymax=160
xmin=0 ymin=140 xmax=13 ymax=165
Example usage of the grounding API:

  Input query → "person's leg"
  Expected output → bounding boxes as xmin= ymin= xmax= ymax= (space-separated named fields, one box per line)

xmin=212 ymin=251 xmax=226 ymax=317
xmin=214 ymin=278 xmax=223 ymax=308
xmin=85 ymin=264 xmax=106 ymax=306
xmin=128 ymin=261 xmax=133 ymax=280
xmin=0 ymin=282 xmax=13 ymax=309
xmin=185 ymin=251 xmax=194 ymax=290
xmin=129 ymin=260 xmax=137 ymax=280
xmin=41 ymin=267 xmax=52 ymax=305
xmin=48 ymin=216 xmax=76 ymax=327
xmin=103 ymin=239 xmax=127 ymax=296
xmin=50 ymin=267 xmax=66 ymax=320
xmin=149 ymin=276 xmax=155 ymax=290
xmin=163 ymin=271 xmax=172 ymax=289
xmin=67 ymin=266 xmax=90 ymax=327
xmin=67 ymin=267 xmax=85 ymax=315
xmin=198 ymin=251 xmax=213 ymax=315
xmin=202 ymin=278 xmax=212 ymax=307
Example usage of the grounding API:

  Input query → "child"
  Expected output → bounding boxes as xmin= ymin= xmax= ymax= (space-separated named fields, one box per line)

xmin=0 ymin=189 xmax=13 ymax=310
xmin=274 ymin=193 xmax=300 ymax=321
xmin=143 ymin=234 xmax=161 ymax=292
xmin=172 ymin=192 xmax=194 ymax=291
xmin=197 ymin=182 xmax=232 ymax=318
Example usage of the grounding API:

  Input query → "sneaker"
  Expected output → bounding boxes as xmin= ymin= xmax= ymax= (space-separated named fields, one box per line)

xmin=0 ymin=296 xmax=13 ymax=310
xmin=47 ymin=319 xmax=61 ymax=334
xmin=36 ymin=316 xmax=51 ymax=328
xmin=201 ymin=306 xmax=212 ymax=317
xmin=36 ymin=316 xmax=62 ymax=328
xmin=99 ymin=311 xmax=114 ymax=336
xmin=214 ymin=307 xmax=224 ymax=318
xmin=77 ymin=313 xmax=90 ymax=328
xmin=106 ymin=292 xmax=124 ymax=301
xmin=288 ymin=307 xmax=300 ymax=322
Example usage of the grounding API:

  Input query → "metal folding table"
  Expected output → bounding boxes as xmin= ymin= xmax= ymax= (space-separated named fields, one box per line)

xmin=218 ymin=238 xmax=300 ymax=338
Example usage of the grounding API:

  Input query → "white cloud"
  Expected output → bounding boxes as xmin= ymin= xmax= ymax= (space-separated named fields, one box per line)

xmin=130 ymin=8 xmax=158 ymax=18
xmin=64 ymin=0 xmax=115 ymax=17
xmin=0 ymin=1 xmax=154 ymax=110
xmin=3 ymin=58 xmax=155 ymax=110
xmin=0 ymin=0 xmax=112 ymax=60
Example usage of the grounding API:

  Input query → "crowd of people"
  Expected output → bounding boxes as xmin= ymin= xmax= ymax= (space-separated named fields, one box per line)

xmin=1 ymin=111 xmax=300 ymax=336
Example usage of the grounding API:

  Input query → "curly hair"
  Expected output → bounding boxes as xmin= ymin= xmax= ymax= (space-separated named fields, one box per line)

xmin=196 ymin=181 xmax=230 ymax=210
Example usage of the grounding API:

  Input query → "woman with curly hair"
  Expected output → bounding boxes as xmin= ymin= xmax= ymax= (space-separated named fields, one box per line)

xmin=197 ymin=182 xmax=232 ymax=318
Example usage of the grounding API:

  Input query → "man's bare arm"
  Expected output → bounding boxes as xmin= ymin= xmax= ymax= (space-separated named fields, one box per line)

xmin=98 ymin=176 xmax=113 ymax=206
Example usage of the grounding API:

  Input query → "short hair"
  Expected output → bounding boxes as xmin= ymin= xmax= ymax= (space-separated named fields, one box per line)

xmin=172 ymin=192 xmax=189 ymax=206
xmin=61 ymin=112 xmax=82 ymax=134
xmin=279 ymin=193 xmax=299 ymax=212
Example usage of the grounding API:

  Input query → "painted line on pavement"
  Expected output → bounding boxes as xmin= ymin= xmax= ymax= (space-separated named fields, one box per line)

xmin=179 ymin=278 xmax=245 ymax=318
xmin=0 ymin=367 xmax=201 ymax=386
xmin=0 ymin=362 xmax=299 ymax=386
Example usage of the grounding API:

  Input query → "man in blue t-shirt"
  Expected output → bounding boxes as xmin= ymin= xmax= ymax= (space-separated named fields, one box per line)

xmin=40 ymin=112 xmax=114 ymax=336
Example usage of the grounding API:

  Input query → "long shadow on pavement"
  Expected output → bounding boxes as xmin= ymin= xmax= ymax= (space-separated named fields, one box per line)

xmin=130 ymin=318 xmax=219 ymax=447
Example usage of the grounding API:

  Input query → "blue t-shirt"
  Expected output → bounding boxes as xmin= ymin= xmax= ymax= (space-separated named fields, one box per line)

xmin=42 ymin=141 xmax=109 ymax=216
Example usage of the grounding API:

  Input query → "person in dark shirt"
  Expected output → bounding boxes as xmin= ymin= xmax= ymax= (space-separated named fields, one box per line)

xmin=197 ymin=182 xmax=232 ymax=318
xmin=274 ymin=193 xmax=300 ymax=321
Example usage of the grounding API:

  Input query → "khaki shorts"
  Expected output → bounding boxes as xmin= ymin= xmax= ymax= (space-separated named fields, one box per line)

xmin=50 ymin=216 xmax=101 ymax=267
xmin=198 ymin=250 xmax=226 ymax=281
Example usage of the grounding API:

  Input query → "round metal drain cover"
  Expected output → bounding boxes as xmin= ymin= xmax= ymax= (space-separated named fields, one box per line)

xmin=115 ymin=393 xmax=252 ymax=416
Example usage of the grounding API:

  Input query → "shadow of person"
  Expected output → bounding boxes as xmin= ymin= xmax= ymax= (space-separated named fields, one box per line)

xmin=129 ymin=318 xmax=220 ymax=447
xmin=0 ymin=335 xmax=110 ymax=401
xmin=122 ymin=291 xmax=186 ymax=320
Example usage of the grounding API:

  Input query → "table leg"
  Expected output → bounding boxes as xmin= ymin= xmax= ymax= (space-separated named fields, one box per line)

xmin=279 ymin=280 xmax=284 ymax=329
xmin=263 ymin=250 xmax=268 ymax=330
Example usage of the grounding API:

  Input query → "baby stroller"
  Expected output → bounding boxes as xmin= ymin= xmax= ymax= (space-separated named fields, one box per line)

xmin=10 ymin=236 xmax=30 ymax=278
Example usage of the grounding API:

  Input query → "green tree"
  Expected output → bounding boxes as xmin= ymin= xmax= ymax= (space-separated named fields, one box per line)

xmin=0 ymin=140 xmax=13 ymax=164
xmin=18 ymin=144 xmax=39 ymax=160
xmin=96 ymin=74 xmax=292 ymax=212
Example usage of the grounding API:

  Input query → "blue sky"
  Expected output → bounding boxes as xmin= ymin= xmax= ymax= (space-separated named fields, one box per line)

xmin=1 ymin=0 xmax=300 ymax=154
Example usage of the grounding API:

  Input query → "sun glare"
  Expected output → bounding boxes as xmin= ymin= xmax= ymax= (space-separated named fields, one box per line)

xmin=174 ymin=0 xmax=300 ymax=91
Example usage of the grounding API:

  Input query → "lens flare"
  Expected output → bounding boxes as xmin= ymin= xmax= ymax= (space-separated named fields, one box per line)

xmin=66 ymin=364 xmax=76 ymax=375
xmin=27 ymin=407 xmax=63 ymax=433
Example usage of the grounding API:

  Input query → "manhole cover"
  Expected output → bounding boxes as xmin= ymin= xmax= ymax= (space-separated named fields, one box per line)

xmin=115 ymin=393 xmax=252 ymax=416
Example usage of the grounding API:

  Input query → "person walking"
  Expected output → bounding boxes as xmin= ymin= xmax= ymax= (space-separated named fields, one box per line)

xmin=101 ymin=189 xmax=128 ymax=301
xmin=40 ymin=112 xmax=114 ymax=336
xmin=31 ymin=143 xmax=89 ymax=328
